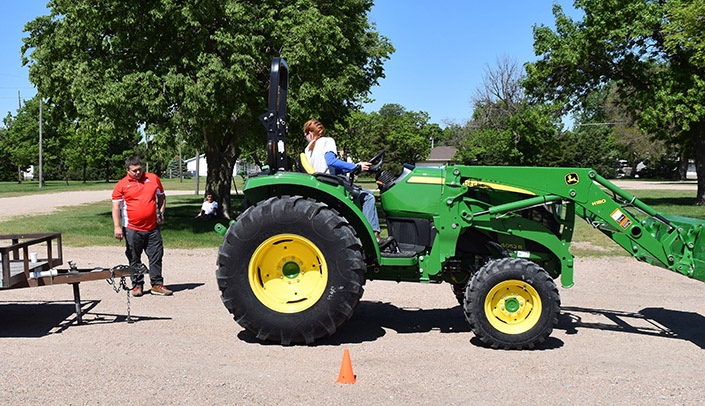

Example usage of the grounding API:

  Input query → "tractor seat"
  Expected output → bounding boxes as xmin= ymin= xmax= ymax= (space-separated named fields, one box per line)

xmin=299 ymin=153 xmax=316 ymax=174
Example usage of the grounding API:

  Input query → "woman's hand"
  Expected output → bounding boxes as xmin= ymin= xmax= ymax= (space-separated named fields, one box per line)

xmin=358 ymin=162 xmax=372 ymax=171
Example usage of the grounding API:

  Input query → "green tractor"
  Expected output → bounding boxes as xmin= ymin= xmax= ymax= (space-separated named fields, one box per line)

xmin=216 ymin=58 xmax=705 ymax=349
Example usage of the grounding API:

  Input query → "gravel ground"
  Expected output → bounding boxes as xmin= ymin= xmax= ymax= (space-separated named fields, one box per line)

xmin=1 ymin=184 xmax=705 ymax=405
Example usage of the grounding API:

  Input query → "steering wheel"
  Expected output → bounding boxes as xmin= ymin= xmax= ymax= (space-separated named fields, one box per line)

xmin=368 ymin=149 xmax=386 ymax=173
xmin=350 ymin=149 xmax=386 ymax=177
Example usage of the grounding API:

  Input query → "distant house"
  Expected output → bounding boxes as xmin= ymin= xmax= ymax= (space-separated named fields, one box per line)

xmin=416 ymin=146 xmax=458 ymax=167
xmin=186 ymin=154 xmax=260 ymax=178
xmin=186 ymin=154 xmax=208 ymax=177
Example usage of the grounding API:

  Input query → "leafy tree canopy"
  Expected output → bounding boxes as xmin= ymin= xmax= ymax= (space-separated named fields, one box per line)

xmin=22 ymin=0 xmax=393 ymax=216
xmin=664 ymin=0 xmax=705 ymax=67
xmin=1 ymin=96 xmax=68 ymax=183
xmin=525 ymin=0 xmax=705 ymax=202
xmin=342 ymin=104 xmax=441 ymax=173
xmin=453 ymin=57 xmax=563 ymax=166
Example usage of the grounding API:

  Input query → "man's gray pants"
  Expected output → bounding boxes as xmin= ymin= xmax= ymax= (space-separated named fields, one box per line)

xmin=125 ymin=227 xmax=164 ymax=286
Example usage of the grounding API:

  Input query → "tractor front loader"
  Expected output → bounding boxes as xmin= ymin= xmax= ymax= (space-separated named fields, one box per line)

xmin=215 ymin=58 xmax=705 ymax=349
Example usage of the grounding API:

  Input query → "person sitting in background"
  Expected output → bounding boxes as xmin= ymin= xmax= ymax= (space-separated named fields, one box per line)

xmin=195 ymin=193 xmax=218 ymax=219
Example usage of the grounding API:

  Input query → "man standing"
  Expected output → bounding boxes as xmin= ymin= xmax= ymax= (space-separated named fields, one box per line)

xmin=112 ymin=156 xmax=173 ymax=296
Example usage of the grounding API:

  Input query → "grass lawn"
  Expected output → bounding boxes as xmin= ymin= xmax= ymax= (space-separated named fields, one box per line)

xmin=0 ymin=193 xmax=245 ymax=249
xmin=0 ymin=176 xmax=246 ymax=249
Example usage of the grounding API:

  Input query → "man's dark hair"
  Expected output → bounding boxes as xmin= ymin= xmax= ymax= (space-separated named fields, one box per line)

xmin=125 ymin=156 xmax=142 ymax=169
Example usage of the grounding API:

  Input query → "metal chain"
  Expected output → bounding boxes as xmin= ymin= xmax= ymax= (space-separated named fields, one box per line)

xmin=125 ymin=285 xmax=133 ymax=323
xmin=107 ymin=265 xmax=134 ymax=323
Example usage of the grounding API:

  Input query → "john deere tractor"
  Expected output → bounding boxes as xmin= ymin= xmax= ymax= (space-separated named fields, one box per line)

xmin=215 ymin=58 xmax=705 ymax=349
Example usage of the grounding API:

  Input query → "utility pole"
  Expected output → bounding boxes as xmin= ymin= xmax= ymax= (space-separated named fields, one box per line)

xmin=179 ymin=141 xmax=183 ymax=182
xmin=194 ymin=148 xmax=200 ymax=195
xmin=17 ymin=91 xmax=21 ymax=183
xmin=39 ymin=97 xmax=43 ymax=188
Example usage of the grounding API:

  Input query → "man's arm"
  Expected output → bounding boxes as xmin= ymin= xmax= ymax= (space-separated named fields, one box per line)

xmin=157 ymin=194 xmax=166 ymax=224
xmin=112 ymin=200 xmax=124 ymax=240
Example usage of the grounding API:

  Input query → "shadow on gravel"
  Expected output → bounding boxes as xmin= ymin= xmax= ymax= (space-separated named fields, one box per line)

xmin=165 ymin=282 xmax=204 ymax=293
xmin=559 ymin=306 xmax=705 ymax=349
xmin=237 ymin=301 xmax=472 ymax=346
xmin=468 ymin=336 xmax=565 ymax=351
xmin=0 ymin=300 xmax=170 ymax=338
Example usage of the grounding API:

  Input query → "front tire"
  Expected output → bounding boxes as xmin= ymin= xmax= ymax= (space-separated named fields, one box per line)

xmin=216 ymin=196 xmax=365 ymax=345
xmin=464 ymin=258 xmax=560 ymax=349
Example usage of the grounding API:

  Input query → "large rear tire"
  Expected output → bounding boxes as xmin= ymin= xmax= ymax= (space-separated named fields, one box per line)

xmin=464 ymin=258 xmax=560 ymax=349
xmin=216 ymin=195 xmax=365 ymax=345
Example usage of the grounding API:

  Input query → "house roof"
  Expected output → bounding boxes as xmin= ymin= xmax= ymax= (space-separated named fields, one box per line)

xmin=427 ymin=146 xmax=458 ymax=161
xmin=184 ymin=154 xmax=205 ymax=163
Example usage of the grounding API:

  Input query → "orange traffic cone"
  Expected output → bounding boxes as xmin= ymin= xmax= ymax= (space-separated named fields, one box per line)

xmin=336 ymin=348 xmax=356 ymax=384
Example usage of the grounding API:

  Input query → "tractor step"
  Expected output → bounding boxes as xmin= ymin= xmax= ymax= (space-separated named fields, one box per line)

xmin=380 ymin=250 xmax=418 ymax=259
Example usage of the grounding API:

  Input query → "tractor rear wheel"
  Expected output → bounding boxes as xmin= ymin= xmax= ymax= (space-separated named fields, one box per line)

xmin=216 ymin=195 xmax=365 ymax=345
xmin=464 ymin=258 xmax=560 ymax=349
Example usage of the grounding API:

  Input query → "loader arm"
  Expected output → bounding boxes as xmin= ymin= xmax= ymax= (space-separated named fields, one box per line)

xmin=449 ymin=166 xmax=705 ymax=286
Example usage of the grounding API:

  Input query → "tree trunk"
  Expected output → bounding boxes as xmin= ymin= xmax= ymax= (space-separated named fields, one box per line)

xmin=694 ymin=120 xmax=705 ymax=205
xmin=203 ymin=127 xmax=240 ymax=219
xmin=104 ymin=159 xmax=110 ymax=183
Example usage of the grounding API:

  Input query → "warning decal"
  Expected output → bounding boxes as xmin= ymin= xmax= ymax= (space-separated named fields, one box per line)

xmin=610 ymin=208 xmax=632 ymax=229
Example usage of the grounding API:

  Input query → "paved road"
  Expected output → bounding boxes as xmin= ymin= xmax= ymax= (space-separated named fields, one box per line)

xmin=0 ymin=189 xmax=196 ymax=222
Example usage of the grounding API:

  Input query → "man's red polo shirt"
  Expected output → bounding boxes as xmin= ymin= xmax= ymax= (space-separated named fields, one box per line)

xmin=112 ymin=172 xmax=164 ymax=232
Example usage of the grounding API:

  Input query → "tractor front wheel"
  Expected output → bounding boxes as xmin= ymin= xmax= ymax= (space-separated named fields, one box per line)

xmin=464 ymin=258 xmax=560 ymax=349
xmin=216 ymin=196 xmax=366 ymax=345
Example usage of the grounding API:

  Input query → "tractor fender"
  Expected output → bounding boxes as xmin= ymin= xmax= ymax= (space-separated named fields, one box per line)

xmin=242 ymin=171 xmax=380 ymax=259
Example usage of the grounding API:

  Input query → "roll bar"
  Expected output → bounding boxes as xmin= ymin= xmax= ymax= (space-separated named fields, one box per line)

xmin=259 ymin=57 xmax=289 ymax=173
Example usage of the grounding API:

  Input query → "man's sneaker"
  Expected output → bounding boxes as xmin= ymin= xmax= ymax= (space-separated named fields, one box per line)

xmin=151 ymin=284 xmax=173 ymax=296
xmin=131 ymin=285 xmax=144 ymax=297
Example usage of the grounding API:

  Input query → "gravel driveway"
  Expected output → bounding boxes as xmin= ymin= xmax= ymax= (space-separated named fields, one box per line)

xmin=1 ymin=184 xmax=705 ymax=404
xmin=0 ymin=189 xmax=195 ymax=222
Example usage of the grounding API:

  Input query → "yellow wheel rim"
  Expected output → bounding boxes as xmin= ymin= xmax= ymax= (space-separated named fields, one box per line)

xmin=484 ymin=279 xmax=542 ymax=334
xmin=248 ymin=234 xmax=328 ymax=313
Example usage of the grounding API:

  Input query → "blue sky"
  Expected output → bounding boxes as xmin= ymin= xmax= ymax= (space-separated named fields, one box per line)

xmin=0 ymin=1 xmax=578 ymax=127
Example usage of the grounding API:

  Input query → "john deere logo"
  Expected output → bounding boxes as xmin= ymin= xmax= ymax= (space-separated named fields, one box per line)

xmin=565 ymin=172 xmax=579 ymax=185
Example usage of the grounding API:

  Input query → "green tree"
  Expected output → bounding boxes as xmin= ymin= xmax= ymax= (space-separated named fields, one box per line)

xmin=1 ymin=96 xmax=66 ymax=183
xmin=455 ymin=57 xmax=563 ymax=166
xmin=0 ymin=126 xmax=18 ymax=181
xmin=664 ymin=0 xmax=705 ymax=67
xmin=559 ymin=87 xmax=619 ymax=177
xmin=344 ymin=104 xmax=440 ymax=172
xmin=525 ymin=0 xmax=705 ymax=203
xmin=22 ymin=0 xmax=393 ymax=217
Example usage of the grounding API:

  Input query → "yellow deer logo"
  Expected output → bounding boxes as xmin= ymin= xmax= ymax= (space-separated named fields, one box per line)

xmin=565 ymin=172 xmax=579 ymax=185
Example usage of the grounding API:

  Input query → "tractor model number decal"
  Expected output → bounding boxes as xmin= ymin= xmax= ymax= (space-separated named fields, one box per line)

xmin=565 ymin=172 xmax=579 ymax=185
xmin=610 ymin=208 xmax=632 ymax=229
xmin=501 ymin=242 xmax=524 ymax=250
xmin=591 ymin=199 xmax=607 ymax=206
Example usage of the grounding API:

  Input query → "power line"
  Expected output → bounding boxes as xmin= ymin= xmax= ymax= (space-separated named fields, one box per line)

xmin=575 ymin=122 xmax=624 ymax=126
